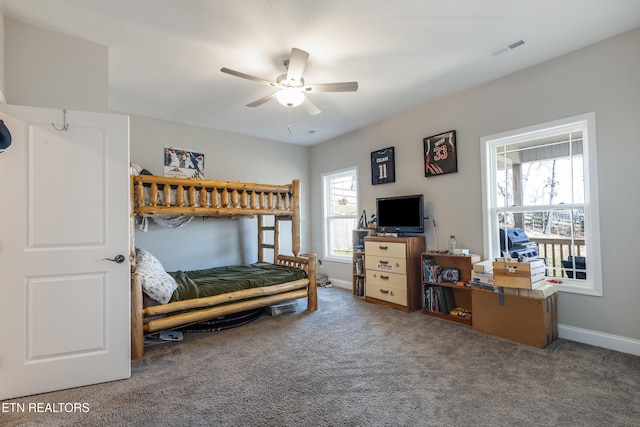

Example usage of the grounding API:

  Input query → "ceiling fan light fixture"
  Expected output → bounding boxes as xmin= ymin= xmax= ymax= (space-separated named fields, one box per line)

xmin=276 ymin=87 xmax=305 ymax=107
xmin=222 ymin=47 xmax=357 ymax=115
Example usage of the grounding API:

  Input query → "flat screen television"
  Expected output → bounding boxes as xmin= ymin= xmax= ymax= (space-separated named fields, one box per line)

xmin=376 ymin=194 xmax=424 ymax=235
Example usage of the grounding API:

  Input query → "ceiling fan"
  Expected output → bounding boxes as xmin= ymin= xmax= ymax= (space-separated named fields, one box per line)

xmin=220 ymin=48 xmax=358 ymax=116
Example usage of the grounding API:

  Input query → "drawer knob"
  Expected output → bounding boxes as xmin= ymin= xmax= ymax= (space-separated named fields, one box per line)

xmin=378 ymin=260 xmax=388 ymax=264
xmin=380 ymin=275 xmax=390 ymax=280
xmin=379 ymin=289 xmax=394 ymax=296
xmin=379 ymin=245 xmax=388 ymax=250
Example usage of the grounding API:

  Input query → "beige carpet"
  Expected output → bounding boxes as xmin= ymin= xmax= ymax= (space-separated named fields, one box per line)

xmin=2 ymin=286 xmax=639 ymax=426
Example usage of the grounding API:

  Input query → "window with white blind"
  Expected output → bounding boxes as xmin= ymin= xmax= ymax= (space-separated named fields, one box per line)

xmin=481 ymin=113 xmax=602 ymax=296
xmin=322 ymin=168 xmax=358 ymax=262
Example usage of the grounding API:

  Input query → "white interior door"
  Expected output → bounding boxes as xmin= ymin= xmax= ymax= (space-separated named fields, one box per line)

xmin=0 ymin=105 xmax=130 ymax=400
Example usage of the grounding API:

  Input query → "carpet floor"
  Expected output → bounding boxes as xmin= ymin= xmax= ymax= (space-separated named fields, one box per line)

xmin=2 ymin=286 xmax=639 ymax=426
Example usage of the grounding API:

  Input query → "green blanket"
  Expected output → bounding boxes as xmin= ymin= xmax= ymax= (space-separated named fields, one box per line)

xmin=168 ymin=263 xmax=307 ymax=302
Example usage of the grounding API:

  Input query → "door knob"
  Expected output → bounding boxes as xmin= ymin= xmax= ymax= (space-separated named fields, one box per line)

xmin=103 ymin=254 xmax=126 ymax=264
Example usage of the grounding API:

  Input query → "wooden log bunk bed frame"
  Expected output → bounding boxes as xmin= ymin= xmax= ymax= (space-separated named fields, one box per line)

xmin=130 ymin=173 xmax=317 ymax=359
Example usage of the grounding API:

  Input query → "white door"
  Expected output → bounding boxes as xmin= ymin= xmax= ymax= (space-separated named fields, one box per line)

xmin=0 ymin=105 xmax=130 ymax=400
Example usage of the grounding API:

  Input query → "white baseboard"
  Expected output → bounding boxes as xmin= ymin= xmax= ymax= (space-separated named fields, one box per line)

xmin=328 ymin=278 xmax=351 ymax=290
xmin=326 ymin=278 xmax=640 ymax=357
xmin=558 ymin=324 xmax=640 ymax=356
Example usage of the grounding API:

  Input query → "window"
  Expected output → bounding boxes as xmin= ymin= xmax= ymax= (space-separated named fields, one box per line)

xmin=322 ymin=168 xmax=358 ymax=261
xmin=481 ymin=113 xmax=602 ymax=296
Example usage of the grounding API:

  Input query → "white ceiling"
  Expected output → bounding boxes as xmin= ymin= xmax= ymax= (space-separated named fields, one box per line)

xmin=1 ymin=0 xmax=639 ymax=146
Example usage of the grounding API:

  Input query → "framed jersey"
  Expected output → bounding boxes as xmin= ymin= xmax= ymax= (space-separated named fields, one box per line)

xmin=371 ymin=147 xmax=396 ymax=185
xmin=424 ymin=130 xmax=457 ymax=177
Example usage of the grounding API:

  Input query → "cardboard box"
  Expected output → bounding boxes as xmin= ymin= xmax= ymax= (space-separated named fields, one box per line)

xmin=473 ymin=260 xmax=494 ymax=273
xmin=470 ymin=270 xmax=494 ymax=285
xmin=492 ymin=259 xmax=546 ymax=289
xmin=501 ymin=283 xmax=557 ymax=298
xmin=471 ymin=288 xmax=558 ymax=348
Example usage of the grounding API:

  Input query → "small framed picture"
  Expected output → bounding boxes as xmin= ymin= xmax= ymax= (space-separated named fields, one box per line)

xmin=164 ymin=146 xmax=205 ymax=179
xmin=424 ymin=130 xmax=457 ymax=177
xmin=371 ymin=147 xmax=396 ymax=185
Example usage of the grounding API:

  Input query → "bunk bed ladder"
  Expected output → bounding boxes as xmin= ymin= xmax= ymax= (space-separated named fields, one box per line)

xmin=257 ymin=214 xmax=298 ymax=262
xmin=257 ymin=215 xmax=280 ymax=263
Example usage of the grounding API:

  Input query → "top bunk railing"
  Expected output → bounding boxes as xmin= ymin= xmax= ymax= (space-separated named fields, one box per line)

xmin=132 ymin=175 xmax=299 ymax=219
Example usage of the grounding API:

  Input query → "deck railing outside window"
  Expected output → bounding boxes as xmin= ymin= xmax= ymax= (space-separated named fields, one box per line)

xmin=534 ymin=238 xmax=586 ymax=277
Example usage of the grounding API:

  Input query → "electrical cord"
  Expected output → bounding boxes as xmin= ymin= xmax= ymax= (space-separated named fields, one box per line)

xmin=425 ymin=216 xmax=440 ymax=252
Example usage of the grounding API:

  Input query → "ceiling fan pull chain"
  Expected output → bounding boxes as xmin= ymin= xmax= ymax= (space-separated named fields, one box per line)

xmin=288 ymin=108 xmax=293 ymax=134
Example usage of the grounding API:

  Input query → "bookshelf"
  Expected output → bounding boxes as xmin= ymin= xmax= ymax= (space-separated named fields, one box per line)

xmin=421 ymin=253 xmax=480 ymax=325
xmin=352 ymin=229 xmax=369 ymax=297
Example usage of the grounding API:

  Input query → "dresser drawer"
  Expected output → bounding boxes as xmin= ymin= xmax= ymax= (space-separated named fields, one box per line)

xmin=365 ymin=241 xmax=406 ymax=259
xmin=365 ymin=270 xmax=407 ymax=306
xmin=364 ymin=255 xmax=406 ymax=275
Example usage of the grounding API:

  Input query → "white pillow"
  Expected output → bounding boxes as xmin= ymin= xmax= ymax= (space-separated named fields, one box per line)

xmin=135 ymin=248 xmax=178 ymax=304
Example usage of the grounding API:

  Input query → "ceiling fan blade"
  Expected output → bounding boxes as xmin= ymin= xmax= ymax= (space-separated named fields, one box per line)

xmin=286 ymin=48 xmax=309 ymax=83
xmin=304 ymin=82 xmax=359 ymax=92
xmin=221 ymin=67 xmax=277 ymax=87
xmin=246 ymin=93 xmax=277 ymax=107
xmin=303 ymin=97 xmax=322 ymax=116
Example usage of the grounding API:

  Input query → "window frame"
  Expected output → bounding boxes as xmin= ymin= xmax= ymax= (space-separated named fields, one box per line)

xmin=480 ymin=112 xmax=603 ymax=296
xmin=322 ymin=167 xmax=359 ymax=263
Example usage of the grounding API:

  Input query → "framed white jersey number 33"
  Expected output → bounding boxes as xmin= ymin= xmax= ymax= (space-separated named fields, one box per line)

xmin=371 ymin=147 xmax=395 ymax=185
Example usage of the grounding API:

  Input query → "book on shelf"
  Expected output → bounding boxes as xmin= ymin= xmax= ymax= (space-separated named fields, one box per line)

xmin=423 ymin=257 xmax=441 ymax=282
xmin=354 ymin=258 xmax=364 ymax=274
xmin=441 ymin=287 xmax=455 ymax=314
xmin=434 ymin=286 xmax=447 ymax=314
xmin=424 ymin=285 xmax=435 ymax=311
xmin=423 ymin=285 xmax=455 ymax=315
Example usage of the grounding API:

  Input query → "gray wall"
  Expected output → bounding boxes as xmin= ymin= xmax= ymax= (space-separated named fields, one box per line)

xmin=310 ymin=28 xmax=640 ymax=343
xmin=5 ymin=14 xmax=639 ymax=349
xmin=128 ymin=113 xmax=311 ymax=271
xmin=4 ymin=17 xmax=108 ymax=113
xmin=3 ymin=17 xmax=311 ymax=272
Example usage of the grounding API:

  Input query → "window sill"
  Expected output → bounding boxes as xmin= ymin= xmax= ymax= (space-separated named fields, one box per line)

xmin=324 ymin=255 xmax=352 ymax=264
xmin=554 ymin=279 xmax=603 ymax=297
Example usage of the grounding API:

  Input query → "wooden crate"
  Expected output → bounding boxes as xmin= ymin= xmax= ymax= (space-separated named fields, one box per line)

xmin=493 ymin=259 xmax=546 ymax=290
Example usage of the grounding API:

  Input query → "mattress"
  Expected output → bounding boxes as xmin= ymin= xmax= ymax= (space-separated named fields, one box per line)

xmin=168 ymin=262 xmax=307 ymax=302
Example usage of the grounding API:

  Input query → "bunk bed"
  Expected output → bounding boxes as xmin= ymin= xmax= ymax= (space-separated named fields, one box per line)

xmin=130 ymin=171 xmax=317 ymax=359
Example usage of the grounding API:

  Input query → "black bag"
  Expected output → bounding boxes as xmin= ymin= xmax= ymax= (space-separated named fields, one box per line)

xmin=0 ymin=119 xmax=11 ymax=153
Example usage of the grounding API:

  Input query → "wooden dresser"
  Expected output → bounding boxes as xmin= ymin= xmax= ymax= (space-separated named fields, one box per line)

xmin=363 ymin=236 xmax=425 ymax=312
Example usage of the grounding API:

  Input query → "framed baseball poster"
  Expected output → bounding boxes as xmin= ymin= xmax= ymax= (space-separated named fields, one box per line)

xmin=371 ymin=147 xmax=395 ymax=185
xmin=424 ymin=130 xmax=457 ymax=177
xmin=164 ymin=146 xmax=205 ymax=179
